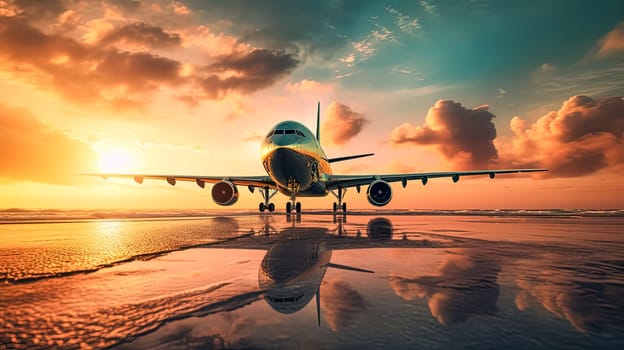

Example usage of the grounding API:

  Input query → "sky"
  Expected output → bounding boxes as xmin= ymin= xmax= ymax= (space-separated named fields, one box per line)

xmin=1 ymin=0 xmax=623 ymax=209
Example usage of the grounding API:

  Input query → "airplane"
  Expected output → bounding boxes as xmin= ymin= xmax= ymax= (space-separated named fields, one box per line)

xmin=85 ymin=103 xmax=547 ymax=213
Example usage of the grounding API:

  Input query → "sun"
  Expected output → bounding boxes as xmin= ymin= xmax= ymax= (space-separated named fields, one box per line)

xmin=98 ymin=149 xmax=133 ymax=172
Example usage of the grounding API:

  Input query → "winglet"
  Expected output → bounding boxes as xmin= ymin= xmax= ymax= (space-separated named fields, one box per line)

xmin=316 ymin=101 xmax=320 ymax=142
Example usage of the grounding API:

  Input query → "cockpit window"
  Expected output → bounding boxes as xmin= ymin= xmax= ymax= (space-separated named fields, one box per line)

xmin=269 ymin=129 xmax=305 ymax=137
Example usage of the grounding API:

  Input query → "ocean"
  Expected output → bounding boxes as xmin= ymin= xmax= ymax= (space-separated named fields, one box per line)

xmin=1 ymin=210 xmax=623 ymax=349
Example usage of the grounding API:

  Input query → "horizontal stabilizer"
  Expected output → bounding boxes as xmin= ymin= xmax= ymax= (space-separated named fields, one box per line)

xmin=328 ymin=153 xmax=374 ymax=163
xmin=323 ymin=262 xmax=374 ymax=273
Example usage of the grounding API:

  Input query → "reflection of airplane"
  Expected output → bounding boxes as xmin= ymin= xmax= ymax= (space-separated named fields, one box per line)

xmin=85 ymin=103 xmax=546 ymax=213
xmin=214 ymin=217 xmax=433 ymax=326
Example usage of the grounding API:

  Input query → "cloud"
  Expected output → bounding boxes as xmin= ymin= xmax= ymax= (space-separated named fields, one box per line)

xmin=0 ymin=11 xmax=299 ymax=109
xmin=419 ymin=0 xmax=439 ymax=17
xmin=194 ymin=1 xmax=368 ymax=59
xmin=503 ymin=95 xmax=624 ymax=177
xmin=97 ymin=22 xmax=182 ymax=48
xmin=390 ymin=100 xmax=498 ymax=169
xmin=390 ymin=96 xmax=624 ymax=176
xmin=321 ymin=102 xmax=369 ymax=146
xmin=199 ymin=49 xmax=299 ymax=99
xmin=533 ymin=60 xmax=624 ymax=97
xmin=496 ymin=88 xmax=507 ymax=98
xmin=285 ymin=79 xmax=334 ymax=94
xmin=350 ymin=19 xmax=398 ymax=62
xmin=386 ymin=5 xmax=421 ymax=34
xmin=590 ymin=21 xmax=624 ymax=59
xmin=10 ymin=0 xmax=67 ymax=20
xmin=0 ymin=104 xmax=97 ymax=184
xmin=320 ymin=279 xmax=367 ymax=331
xmin=172 ymin=1 xmax=191 ymax=15
xmin=390 ymin=249 xmax=500 ymax=325
xmin=0 ymin=16 xmax=183 ymax=109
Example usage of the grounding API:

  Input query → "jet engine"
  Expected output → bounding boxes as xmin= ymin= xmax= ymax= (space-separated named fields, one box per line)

xmin=211 ymin=181 xmax=239 ymax=206
xmin=366 ymin=180 xmax=392 ymax=206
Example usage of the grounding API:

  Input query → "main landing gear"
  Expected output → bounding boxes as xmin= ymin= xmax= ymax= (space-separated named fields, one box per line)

xmin=286 ymin=179 xmax=302 ymax=214
xmin=331 ymin=187 xmax=347 ymax=213
xmin=258 ymin=186 xmax=277 ymax=212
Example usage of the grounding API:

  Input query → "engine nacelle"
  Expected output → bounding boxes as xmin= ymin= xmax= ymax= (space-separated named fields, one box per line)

xmin=211 ymin=181 xmax=239 ymax=206
xmin=367 ymin=180 xmax=393 ymax=206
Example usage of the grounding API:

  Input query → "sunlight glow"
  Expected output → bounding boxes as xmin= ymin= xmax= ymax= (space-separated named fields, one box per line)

xmin=98 ymin=149 xmax=133 ymax=172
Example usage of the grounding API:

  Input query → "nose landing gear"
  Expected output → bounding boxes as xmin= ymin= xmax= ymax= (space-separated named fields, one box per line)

xmin=286 ymin=179 xmax=302 ymax=214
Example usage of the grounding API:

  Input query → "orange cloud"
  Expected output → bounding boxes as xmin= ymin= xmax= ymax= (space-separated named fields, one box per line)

xmin=0 ymin=16 xmax=183 ymax=109
xmin=390 ymin=96 xmax=624 ymax=176
xmin=285 ymin=79 xmax=334 ymax=94
xmin=97 ymin=22 xmax=182 ymax=48
xmin=390 ymin=249 xmax=500 ymax=325
xmin=390 ymin=100 xmax=498 ymax=169
xmin=10 ymin=0 xmax=67 ymax=20
xmin=0 ymin=104 xmax=96 ymax=184
xmin=320 ymin=279 xmax=367 ymax=331
xmin=321 ymin=102 xmax=369 ymax=146
xmin=503 ymin=95 xmax=624 ymax=177
xmin=0 ymin=1 xmax=299 ymax=110
xmin=595 ymin=22 xmax=624 ymax=59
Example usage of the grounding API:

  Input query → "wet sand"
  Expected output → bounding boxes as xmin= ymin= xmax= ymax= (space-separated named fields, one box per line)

xmin=1 ymin=213 xmax=623 ymax=349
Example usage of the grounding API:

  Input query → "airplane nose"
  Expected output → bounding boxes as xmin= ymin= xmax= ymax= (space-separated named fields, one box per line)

xmin=271 ymin=135 xmax=300 ymax=147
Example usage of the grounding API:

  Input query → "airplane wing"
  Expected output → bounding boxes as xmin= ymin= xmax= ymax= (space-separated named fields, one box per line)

xmin=324 ymin=168 xmax=547 ymax=189
xmin=80 ymin=173 xmax=276 ymax=189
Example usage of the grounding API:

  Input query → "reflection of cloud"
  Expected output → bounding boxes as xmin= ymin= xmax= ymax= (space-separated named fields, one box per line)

xmin=0 ymin=104 xmax=96 ymax=184
xmin=390 ymin=100 xmax=498 ymax=169
xmin=321 ymin=102 xmax=369 ymax=146
xmin=514 ymin=259 xmax=624 ymax=334
xmin=320 ymin=279 xmax=367 ymax=331
xmin=390 ymin=250 xmax=500 ymax=325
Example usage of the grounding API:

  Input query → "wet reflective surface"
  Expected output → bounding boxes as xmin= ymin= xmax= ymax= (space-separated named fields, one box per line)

xmin=1 ymin=213 xmax=623 ymax=349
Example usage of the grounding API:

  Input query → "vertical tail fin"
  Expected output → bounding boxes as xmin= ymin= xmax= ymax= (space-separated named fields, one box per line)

xmin=316 ymin=101 xmax=320 ymax=142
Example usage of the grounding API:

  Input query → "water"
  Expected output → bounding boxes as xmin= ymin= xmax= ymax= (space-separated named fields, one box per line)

xmin=1 ymin=212 xmax=623 ymax=349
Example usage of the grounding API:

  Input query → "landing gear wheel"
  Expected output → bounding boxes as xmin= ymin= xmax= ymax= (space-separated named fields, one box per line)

xmin=342 ymin=202 xmax=347 ymax=213
xmin=333 ymin=202 xmax=337 ymax=212
xmin=286 ymin=202 xmax=292 ymax=213
xmin=259 ymin=203 xmax=266 ymax=212
xmin=295 ymin=202 xmax=302 ymax=213
xmin=268 ymin=203 xmax=275 ymax=212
